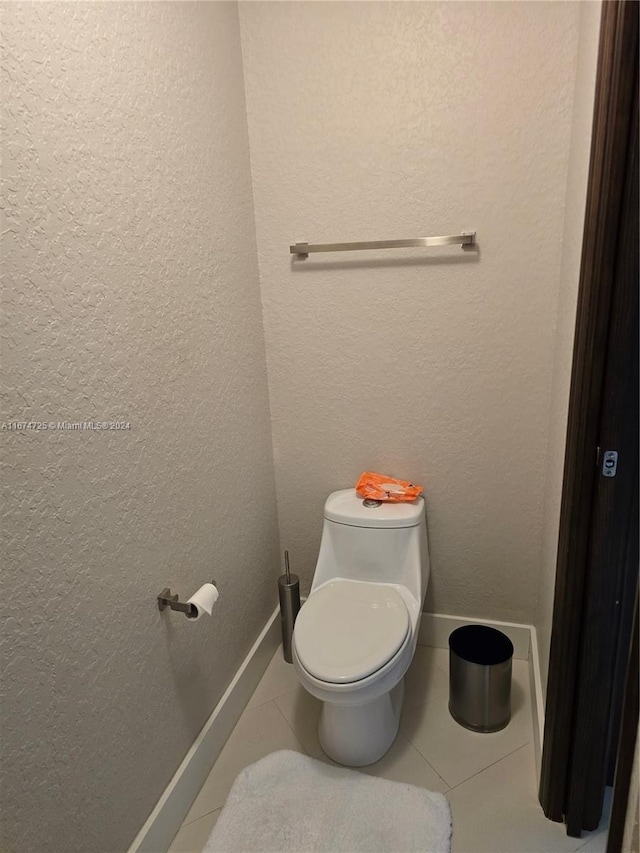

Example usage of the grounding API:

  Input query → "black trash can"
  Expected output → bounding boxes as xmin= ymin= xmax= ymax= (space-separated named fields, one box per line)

xmin=448 ymin=625 xmax=514 ymax=733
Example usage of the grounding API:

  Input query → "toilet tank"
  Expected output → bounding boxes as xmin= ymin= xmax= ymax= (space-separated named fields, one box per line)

xmin=311 ymin=489 xmax=430 ymax=605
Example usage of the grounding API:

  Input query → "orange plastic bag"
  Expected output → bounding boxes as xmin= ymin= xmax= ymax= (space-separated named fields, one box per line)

xmin=355 ymin=471 xmax=423 ymax=503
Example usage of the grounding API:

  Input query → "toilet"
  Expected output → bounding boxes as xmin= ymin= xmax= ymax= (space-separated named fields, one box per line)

xmin=292 ymin=488 xmax=430 ymax=767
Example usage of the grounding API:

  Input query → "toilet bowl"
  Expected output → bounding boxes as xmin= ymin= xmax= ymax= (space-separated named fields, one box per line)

xmin=292 ymin=489 xmax=430 ymax=767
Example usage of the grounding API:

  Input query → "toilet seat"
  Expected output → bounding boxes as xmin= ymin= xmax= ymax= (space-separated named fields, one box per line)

xmin=294 ymin=579 xmax=410 ymax=684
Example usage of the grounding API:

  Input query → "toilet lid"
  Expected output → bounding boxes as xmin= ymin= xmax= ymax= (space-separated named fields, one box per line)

xmin=294 ymin=580 xmax=410 ymax=684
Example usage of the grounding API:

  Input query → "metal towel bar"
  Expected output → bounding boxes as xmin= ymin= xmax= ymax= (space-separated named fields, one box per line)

xmin=290 ymin=232 xmax=476 ymax=257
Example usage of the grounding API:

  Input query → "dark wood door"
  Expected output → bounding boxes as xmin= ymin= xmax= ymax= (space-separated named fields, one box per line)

xmin=564 ymin=74 xmax=638 ymax=835
xmin=539 ymin=0 xmax=639 ymax=839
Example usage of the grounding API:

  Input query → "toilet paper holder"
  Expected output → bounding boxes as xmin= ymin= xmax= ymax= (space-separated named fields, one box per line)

xmin=158 ymin=581 xmax=217 ymax=618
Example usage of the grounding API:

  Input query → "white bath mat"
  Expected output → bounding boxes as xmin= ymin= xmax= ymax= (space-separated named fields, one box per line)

xmin=204 ymin=749 xmax=451 ymax=853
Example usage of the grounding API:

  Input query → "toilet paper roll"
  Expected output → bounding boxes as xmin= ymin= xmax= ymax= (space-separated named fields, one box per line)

xmin=186 ymin=583 xmax=219 ymax=620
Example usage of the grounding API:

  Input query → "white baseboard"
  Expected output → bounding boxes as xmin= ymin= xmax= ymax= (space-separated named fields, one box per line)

xmin=418 ymin=611 xmax=545 ymax=782
xmin=127 ymin=605 xmax=281 ymax=853
xmin=528 ymin=625 xmax=546 ymax=782
xmin=418 ymin=612 xmax=531 ymax=659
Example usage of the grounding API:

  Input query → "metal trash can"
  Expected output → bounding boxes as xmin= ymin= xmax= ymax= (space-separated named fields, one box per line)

xmin=448 ymin=625 xmax=514 ymax=732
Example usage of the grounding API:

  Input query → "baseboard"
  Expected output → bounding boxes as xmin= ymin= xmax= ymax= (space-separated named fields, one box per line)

xmin=418 ymin=612 xmax=531 ymax=659
xmin=418 ymin=611 xmax=545 ymax=782
xmin=528 ymin=625 xmax=546 ymax=782
xmin=127 ymin=604 xmax=281 ymax=853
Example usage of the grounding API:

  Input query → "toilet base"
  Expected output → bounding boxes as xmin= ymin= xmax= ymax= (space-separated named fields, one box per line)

xmin=318 ymin=678 xmax=404 ymax=767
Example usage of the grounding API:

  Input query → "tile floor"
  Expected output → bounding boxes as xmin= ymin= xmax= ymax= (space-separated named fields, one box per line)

xmin=168 ymin=645 xmax=610 ymax=853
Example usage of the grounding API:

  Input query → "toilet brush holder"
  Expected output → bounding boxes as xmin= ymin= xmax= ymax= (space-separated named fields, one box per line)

xmin=278 ymin=550 xmax=300 ymax=663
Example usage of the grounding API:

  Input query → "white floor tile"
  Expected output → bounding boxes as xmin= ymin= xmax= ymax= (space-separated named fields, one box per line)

xmin=183 ymin=700 xmax=304 ymax=824
xmin=404 ymin=645 xmax=451 ymax=710
xmin=447 ymin=743 xmax=587 ymax=853
xmin=423 ymin=645 xmax=451 ymax=674
xmin=167 ymin=809 xmax=220 ymax=853
xmin=246 ymin=648 xmax=300 ymax=709
xmin=274 ymin=684 xmax=329 ymax=761
xmin=401 ymin=659 xmax=532 ymax=788
xmin=576 ymin=832 xmax=609 ymax=853
xmin=361 ymin=732 xmax=450 ymax=792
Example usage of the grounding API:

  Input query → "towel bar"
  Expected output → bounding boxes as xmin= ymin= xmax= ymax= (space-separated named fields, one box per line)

xmin=290 ymin=232 xmax=476 ymax=257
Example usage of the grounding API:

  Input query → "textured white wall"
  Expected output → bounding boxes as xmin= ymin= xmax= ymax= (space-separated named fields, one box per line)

xmin=239 ymin=1 xmax=581 ymax=622
xmin=0 ymin=3 xmax=279 ymax=852
xmin=536 ymin=0 xmax=601 ymax=698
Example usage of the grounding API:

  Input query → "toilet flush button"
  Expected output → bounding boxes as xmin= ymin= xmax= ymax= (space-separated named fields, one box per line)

xmin=363 ymin=499 xmax=382 ymax=508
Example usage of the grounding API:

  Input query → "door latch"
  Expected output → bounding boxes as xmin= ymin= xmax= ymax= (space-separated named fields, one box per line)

xmin=601 ymin=450 xmax=618 ymax=478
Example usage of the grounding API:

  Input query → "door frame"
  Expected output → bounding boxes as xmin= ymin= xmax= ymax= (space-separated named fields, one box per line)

xmin=606 ymin=595 xmax=639 ymax=853
xmin=539 ymin=0 xmax=638 ymax=836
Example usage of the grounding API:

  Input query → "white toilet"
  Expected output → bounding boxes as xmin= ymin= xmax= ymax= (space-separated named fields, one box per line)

xmin=292 ymin=488 xmax=430 ymax=767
